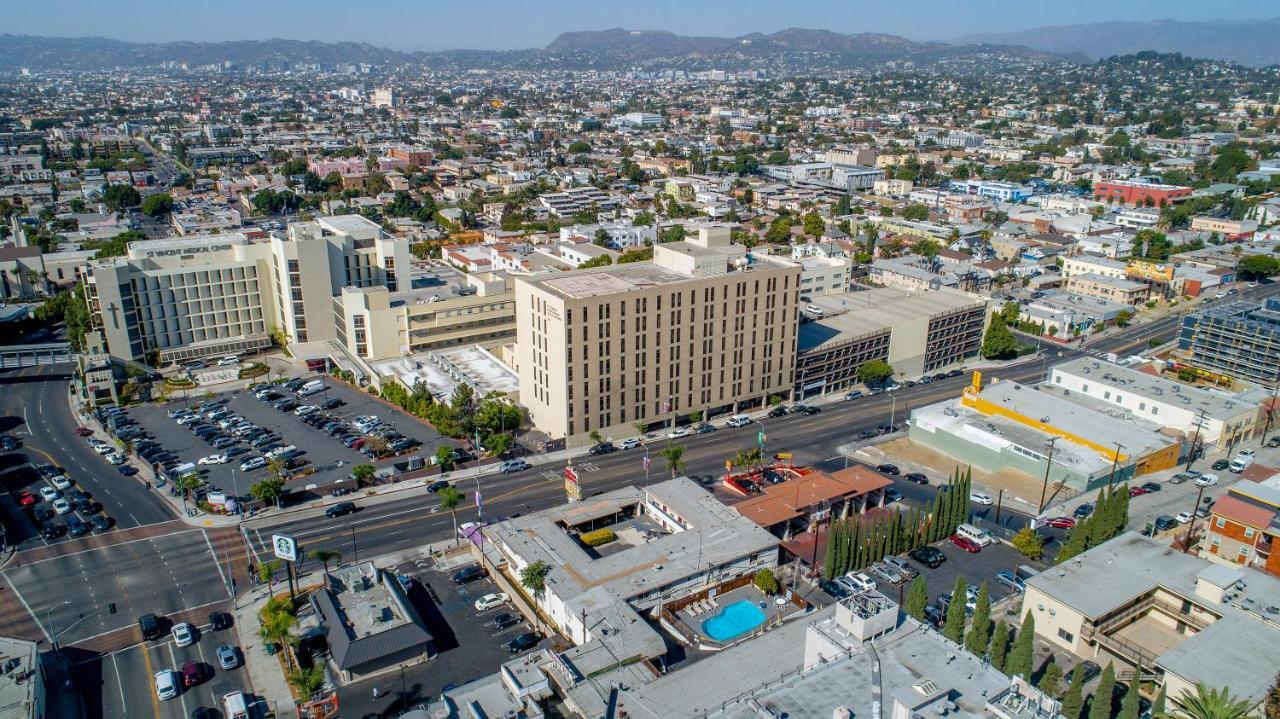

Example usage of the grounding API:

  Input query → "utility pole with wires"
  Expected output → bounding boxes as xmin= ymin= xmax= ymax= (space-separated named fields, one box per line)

xmin=1037 ymin=437 xmax=1059 ymax=514
xmin=1261 ymin=371 xmax=1280 ymax=441
xmin=1185 ymin=408 xmax=1208 ymax=473
xmin=1107 ymin=442 xmax=1126 ymax=489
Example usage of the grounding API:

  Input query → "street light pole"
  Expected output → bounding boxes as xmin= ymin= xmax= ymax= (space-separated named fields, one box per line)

xmin=1037 ymin=437 xmax=1059 ymax=514
xmin=45 ymin=600 xmax=71 ymax=654
xmin=889 ymin=395 xmax=898 ymax=430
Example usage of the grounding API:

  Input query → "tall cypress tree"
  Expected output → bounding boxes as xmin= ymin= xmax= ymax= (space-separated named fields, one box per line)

xmin=1117 ymin=665 xmax=1140 ymax=719
xmin=905 ymin=575 xmax=928 ymax=621
xmin=1151 ymin=684 xmax=1167 ymax=718
xmin=1060 ymin=664 xmax=1087 ymax=719
xmin=823 ymin=521 xmax=839 ymax=579
xmin=1006 ymin=611 xmax=1035 ymax=678
xmin=1088 ymin=664 xmax=1116 ymax=719
xmin=943 ymin=575 xmax=967 ymax=643
xmin=964 ymin=581 xmax=992 ymax=656
xmin=989 ymin=620 xmax=1010 ymax=673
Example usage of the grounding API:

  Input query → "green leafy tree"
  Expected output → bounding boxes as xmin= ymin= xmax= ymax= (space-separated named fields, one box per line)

xmin=901 ymin=204 xmax=930 ymax=221
xmin=1089 ymin=664 xmax=1116 ymax=719
xmin=287 ymin=665 xmax=326 ymax=697
xmin=856 ymin=359 xmax=895 ymax=385
xmin=141 ymin=193 xmax=173 ymax=217
xmin=982 ymin=318 xmax=1019 ymax=360
xmin=1061 ymin=665 xmax=1087 ymax=719
xmin=102 ymin=183 xmax=140 ymax=211
xmin=434 ymin=444 xmax=456 ymax=470
xmin=579 ymin=255 xmax=613 ymax=269
xmin=250 ymin=477 xmax=285 ymax=507
xmin=351 ymin=463 xmax=375 ymax=487
xmin=1239 ymin=254 xmax=1280 ymax=279
xmin=1170 ymin=684 xmax=1252 ymax=719
xmin=1012 ymin=527 xmax=1045 ymax=560
xmin=753 ymin=568 xmax=779 ymax=595
xmin=764 ymin=215 xmax=793 ymax=243
xmin=942 ymin=576 xmax=967 ymax=643
xmin=1006 ymin=611 xmax=1036 ymax=678
xmin=1118 ymin=666 xmax=1141 ymax=719
xmin=905 ymin=575 xmax=928 ymax=622
xmin=1264 ymin=674 xmax=1280 ymax=719
xmin=802 ymin=211 xmax=825 ymax=237
xmin=964 ymin=582 xmax=991 ymax=656
xmin=438 ymin=485 xmax=464 ymax=540
xmin=1039 ymin=660 xmax=1064 ymax=699
xmin=989 ymin=620 xmax=1010 ymax=673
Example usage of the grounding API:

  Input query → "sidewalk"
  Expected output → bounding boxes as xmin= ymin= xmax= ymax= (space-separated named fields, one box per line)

xmin=232 ymin=539 xmax=459 ymax=716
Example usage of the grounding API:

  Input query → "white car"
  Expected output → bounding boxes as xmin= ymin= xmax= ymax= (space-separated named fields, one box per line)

xmin=1194 ymin=473 xmax=1219 ymax=487
xmin=199 ymin=453 xmax=229 ymax=465
xmin=52 ymin=498 xmax=72 ymax=515
xmin=666 ymin=427 xmax=691 ymax=439
xmin=1237 ymin=448 xmax=1256 ymax=458
xmin=969 ymin=492 xmax=994 ymax=505
xmin=171 ymin=622 xmax=196 ymax=647
xmin=38 ymin=486 xmax=61 ymax=502
xmin=473 ymin=592 xmax=509 ymax=611
xmin=1175 ymin=511 xmax=1194 ymax=524
xmin=617 ymin=438 xmax=641 ymax=450
xmin=154 ymin=669 xmax=179 ymax=701
xmin=92 ymin=443 xmax=113 ymax=455
xmin=843 ymin=572 xmax=877 ymax=592
xmin=106 ymin=452 xmax=125 ymax=465
xmin=294 ymin=405 xmax=319 ymax=417
xmin=51 ymin=475 xmax=73 ymax=490
xmin=239 ymin=456 xmax=266 ymax=472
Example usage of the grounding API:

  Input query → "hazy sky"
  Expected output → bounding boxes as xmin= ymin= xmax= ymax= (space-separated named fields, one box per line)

xmin=10 ymin=0 xmax=1280 ymax=50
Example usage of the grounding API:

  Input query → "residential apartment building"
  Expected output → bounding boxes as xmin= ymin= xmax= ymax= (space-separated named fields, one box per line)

xmin=537 ymin=186 xmax=617 ymax=218
xmin=1205 ymin=483 xmax=1280 ymax=577
xmin=515 ymin=227 xmax=801 ymax=441
xmin=1189 ymin=216 xmax=1259 ymax=240
xmin=1064 ymin=273 xmax=1148 ymax=305
xmin=794 ymin=287 xmax=989 ymax=397
xmin=1061 ymin=255 xmax=1128 ymax=282
xmin=84 ymin=216 xmax=410 ymax=363
xmin=1179 ymin=297 xmax=1280 ymax=388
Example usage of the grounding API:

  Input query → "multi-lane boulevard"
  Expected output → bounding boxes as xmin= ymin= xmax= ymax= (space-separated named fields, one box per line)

xmin=246 ymin=284 xmax=1272 ymax=569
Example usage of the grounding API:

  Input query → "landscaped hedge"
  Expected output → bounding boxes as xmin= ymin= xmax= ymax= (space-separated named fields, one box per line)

xmin=580 ymin=528 xmax=617 ymax=547
xmin=239 ymin=363 xmax=269 ymax=379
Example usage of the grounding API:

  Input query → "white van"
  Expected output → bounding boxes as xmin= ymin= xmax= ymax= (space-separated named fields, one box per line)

xmin=222 ymin=690 xmax=249 ymax=719
xmin=297 ymin=383 xmax=325 ymax=397
xmin=725 ymin=414 xmax=752 ymax=428
xmin=955 ymin=523 xmax=994 ymax=547
xmin=1229 ymin=454 xmax=1255 ymax=473
xmin=266 ymin=445 xmax=296 ymax=459
xmin=217 ymin=355 xmax=241 ymax=367
xmin=805 ymin=304 xmax=824 ymax=315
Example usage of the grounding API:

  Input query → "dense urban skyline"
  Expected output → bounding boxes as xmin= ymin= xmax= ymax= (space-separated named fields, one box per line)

xmin=9 ymin=0 xmax=1280 ymax=50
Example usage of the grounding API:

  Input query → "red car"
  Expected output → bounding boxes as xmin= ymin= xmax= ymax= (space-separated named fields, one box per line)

xmin=1129 ymin=486 xmax=1151 ymax=498
xmin=75 ymin=427 xmax=94 ymax=437
xmin=15 ymin=490 xmax=35 ymax=507
xmin=949 ymin=534 xmax=982 ymax=553
xmin=180 ymin=660 xmax=208 ymax=687
xmin=1044 ymin=517 xmax=1076 ymax=529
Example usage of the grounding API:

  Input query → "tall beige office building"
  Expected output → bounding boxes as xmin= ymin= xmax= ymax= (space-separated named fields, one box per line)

xmin=516 ymin=227 xmax=801 ymax=442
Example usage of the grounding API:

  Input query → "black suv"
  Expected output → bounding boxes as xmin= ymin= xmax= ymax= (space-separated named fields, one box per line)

xmin=876 ymin=463 xmax=900 ymax=475
xmin=138 ymin=613 xmax=163 ymax=640
xmin=325 ymin=501 xmax=356 ymax=518
xmin=904 ymin=472 xmax=928 ymax=484
xmin=507 ymin=632 xmax=541 ymax=654
xmin=588 ymin=442 xmax=616 ymax=456
xmin=767 ymin=406 xmax=789 ymax=418
xmin=452 ymin=565 xmax=486 ymax=585
xmin=909 ymin=545 xmax=947 ymax=569
xmin=791 ymin=405 xmax=821 ymax=416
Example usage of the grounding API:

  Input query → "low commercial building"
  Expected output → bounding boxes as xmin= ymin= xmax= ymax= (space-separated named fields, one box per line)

xmin=910 ymin=372 xmax=1182 ymax=492
xmin=1021 ymin=532 xmax=1280 ymax=712
xmin=310 ymin=562 xmax=433 ymax=683
xmin=0 ymin=635 xmax=46 ymax=718
xmin=1018 ymin=291 xmax=1132 ymax=335
xmin=948 ymin=179 xmax=1033 ymax=203
xmin=794 ymin=287 xmax=989 ymax=396
xmin=0 ymin=246 xmax=47 ymax=300
xmin=1049 ymin=356 xmax=1261 ymax=451
xmin=732 ymin=466 xmax=892 ymax=536
xmin=1179 ymin=297 xmax=1280 ymax=388
xmin=1061 ymin=255 xmax=1127 ymax=282
xmin=1093 ymin=180 xmax=1193 ymax=207
xmin=1190 ymin=216 xmax=1258 ymax=240
xmin=1064 ymin=272 xmax=1148 ymax=305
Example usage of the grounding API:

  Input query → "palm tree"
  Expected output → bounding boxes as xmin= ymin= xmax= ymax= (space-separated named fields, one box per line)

xmin=257 ymin=559 xmax=283 ymax=597
xmin=308 ymin=548 xmax=342 ymax=582
xmin=438 ymin=485 xmax=465 ymax=544
xmin=660 ymin=443 xmax=686 ymax=479
xmin=1167 ymin=684 xmax=1252 ymax=719
xmin=287 ymin=665 xmax=325 ymax=698
xmin=261 ymin=609 xmax=297 ymax=669
xmin=520 ymin=559 xmax=550 ymax=633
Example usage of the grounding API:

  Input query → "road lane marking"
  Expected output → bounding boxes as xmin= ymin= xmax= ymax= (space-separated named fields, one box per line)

xmin=12 ymin=527 xmax=206 ymax=567
xmin=0 ymin=570 xmax=48 ymax=643
xmin=140 ymin=633 xmax=163 ymax=719
xmin=167 ymin=641 xmax=191 ymax=718
xmin=111 ymin=653 xmax=128 ymax=717
xmin=202 ymin=530 xmax=233 ymax=599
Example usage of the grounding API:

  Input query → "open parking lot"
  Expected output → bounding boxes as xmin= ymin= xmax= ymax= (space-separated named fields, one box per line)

xmin=333 ymin=558 xmax=547 ymax=718
xmin=126 ymin=377 xmax=456 ymax=504
xmin=92 ymin=614 xmax=255 ymax=719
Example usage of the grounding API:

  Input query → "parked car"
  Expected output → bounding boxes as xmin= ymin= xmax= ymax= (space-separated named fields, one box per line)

xmin=52 ymin=498 xmax=72 ymax=515
xmin=791 ymin=405 xmax=821 ymax=416
xmin=499 ymin=459 xmax=530 ymax=473
xmin=767 ymin=406 xmax=789 ymax=418
xmin=493 ymin=612 xmax=521 ymax=630
xmin=875 ymin=463 xmax=900 ymax=475
xmin=1211 ymin=459 xmax=1231 ymax=471
xmin=239 ymin=457 xmax=266 ymax=472
xmin=819 ymin=579 xmax=849 ymax=598
xmin=1044 ymin=517 xmax=1076 ymax=529
xmin=507 ymin=632 xmax=541 ymax=654
xmin=995 ymin=571 xmax=1024 ymax=593
xmin=1175 ymin=511 xmax=1194 ymax=524
xmin=452 ymin=566 xmax=486 ymax=585
xmin=589 ymin=442 xmax=616 ymax=456
xmin=883 ymin=556 xmax=917 ymax=580
xmin=617 ymin=438 xmax=641 ymax=450
xmin=904 ymin=472 xmax=928 ymax=484
xmin=1195 ymin=474 xmax=1219 ymax=487
xmin=922 ymin=605 xmax=945 ymax=628
xmin=695 ymin=423 xmax=717 ymax=434
xmin=950 ymin=534 xmax=983 ymax=553
xmin=1073 ymin=503 xmax=1095 ymax=519
xmin=909 ymin=545 xmax=946 ymax=568
xmin=66 ymin=517 xmax=90 ymax=537
xmin=1129 ymin=485 xmax=1151 ymax=498
xmin=868 ymin=562 xmax=904 ymax=584
xmin=1153 ymin=515 xmax=1179 ymax=532
xmin=474 ymin=593 xmax=509 ymax=611
xmin=1140 ymin=482 xmax=1162 ymax=493
xmin=666 ymin=427 xmax=691 ymax=439
xmin=844 ymin=390 xmax=863 ymax=401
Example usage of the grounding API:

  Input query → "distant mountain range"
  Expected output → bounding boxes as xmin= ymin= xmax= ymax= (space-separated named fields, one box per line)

xmin=957 ymin=18 xmax=1280 ymax=67
xmin=0 ymin=29 xmax=1067 ymax=73
xmin=3 ymin=19 xmax=1279 ymax=73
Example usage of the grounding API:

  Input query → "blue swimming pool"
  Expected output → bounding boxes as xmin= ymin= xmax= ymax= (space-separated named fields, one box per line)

xmin=701 ymin=600 xmax=768 ymax=641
